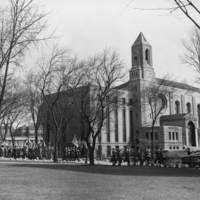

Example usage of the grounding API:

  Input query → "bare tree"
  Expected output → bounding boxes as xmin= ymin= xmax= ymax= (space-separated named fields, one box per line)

xmin=130 ymin=0 xmax=200 ymax=30
xmin=8 ymin=106 xmax=26 ymax=148
xmin=173 ymin=0 xmax=200 ymax=30
xmin=183 ymin=29 xmax=200 ymax=76
xmin=0 ymin=0 xmax=47 ymax=114
xmin=39 ymin=47 xmax=83 ymax=162
xmin=24 ymin=71 xmax=42 ymax=145
xmin=0 ymin=78 xmax=27 ymax=147
xmin=0 ymin=77 xmax=25 ymax=142
xmin=142 ymin=78 xmax=169 ymax=156
xmin=79 ymin=50 xmax=124 ymax=165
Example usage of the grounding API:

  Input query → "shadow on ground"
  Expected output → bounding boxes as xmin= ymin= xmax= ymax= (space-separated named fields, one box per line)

xmin=4 ymin=163 xmax=200 ymax=177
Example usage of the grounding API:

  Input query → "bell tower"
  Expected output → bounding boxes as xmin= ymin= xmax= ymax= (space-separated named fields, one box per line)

xmin=129 ymin=33 xmax=156 ymax=145
xmin=129 ymin=32 xmax=155 ymax=81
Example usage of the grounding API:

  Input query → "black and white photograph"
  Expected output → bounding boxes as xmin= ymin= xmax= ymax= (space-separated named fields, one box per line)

xmin=0 ymin=0 xmax=199 ymax=199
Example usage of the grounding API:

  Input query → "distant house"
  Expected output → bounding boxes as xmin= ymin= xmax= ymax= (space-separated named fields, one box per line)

xmin=4 ymin=125 xmax=43 ymax=147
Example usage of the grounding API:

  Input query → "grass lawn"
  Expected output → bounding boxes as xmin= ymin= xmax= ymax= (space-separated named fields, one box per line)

xmin=0 ymin=162 xmax=199 ymax=200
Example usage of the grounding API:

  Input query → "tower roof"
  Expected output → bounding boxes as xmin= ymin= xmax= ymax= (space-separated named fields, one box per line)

xmin=133 ymin=32 xmax=150 ymax=46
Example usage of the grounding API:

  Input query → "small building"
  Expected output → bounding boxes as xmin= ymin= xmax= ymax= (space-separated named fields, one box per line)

xmin=4 ymin=125 xmax=43 ymax=148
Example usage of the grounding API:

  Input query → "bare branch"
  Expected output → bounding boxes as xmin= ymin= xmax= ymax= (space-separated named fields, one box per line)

xmin=183 ymin=29 xmax=200 ymax=75
xmin=0 ymin=0 xmax=47 ymax=115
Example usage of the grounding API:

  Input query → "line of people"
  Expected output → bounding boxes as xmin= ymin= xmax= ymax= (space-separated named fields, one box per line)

xmin=64 ymin=146 xmax=81 ymax=161
xmin=0 ymin=143 xmax=84 ymax=161
xmin=0 ymin=144 xmax=52 ymax=160
xmin=110 ymin=147 xmax=165 ymax=166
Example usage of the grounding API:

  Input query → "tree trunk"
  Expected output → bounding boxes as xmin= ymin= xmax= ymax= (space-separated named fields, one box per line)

xmin=151 ymin=122 xmax=155 ymax=159
xmin=61 ymin=133 xmax=66 ymax=160
xmin=88 ymin=135 xmax=98 ymax=165
xmin=11 ymin=137 xmax=15 ymax=149
xmin=88 ymin=147 xmax=95 ymax=165
xmin=35 ymin=127 xmax=38 ymax=145
xmin=53 ymin=133 xmax=58 ymax=162
xmin=88 ymin=147 xmax=94 ymax=165
xmin=53 ymin=144 xmax=58 ymax=163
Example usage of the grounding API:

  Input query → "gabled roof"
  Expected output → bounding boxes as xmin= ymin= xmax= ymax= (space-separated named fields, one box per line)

xmin=156 ymin=78 xmax=200 ymax=92
xmin=115 ymin=78 xmax=200 ymax=93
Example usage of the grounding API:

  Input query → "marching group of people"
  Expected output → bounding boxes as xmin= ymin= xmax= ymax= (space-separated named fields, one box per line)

xmin=64 ymin=146 xmax=81 ymax=161
xmin=0 ymin=141 xmax=51 ymax=160
xmin=0 ymin=141 xmax=166 ymax=166
xmin=0 ymin=142 xmax=83 ymax=161
xmin=110 ymin=147 xmax=165 ymax=167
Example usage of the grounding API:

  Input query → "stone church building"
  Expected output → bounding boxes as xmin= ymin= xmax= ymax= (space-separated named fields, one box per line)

xmin=40 ymin=32 xmax=200 ymax=158
xmin=98 ymin=32 xmax=200 ymax=157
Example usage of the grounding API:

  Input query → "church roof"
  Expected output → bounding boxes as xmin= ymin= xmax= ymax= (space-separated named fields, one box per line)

xmin=133 ymin=32 xmax=150 ymax=46
xmin=115 ymin=76 xmax=199 ymax=93
xmin=156 ymin=78 xmax=200 ymax=92
xmin=115 ymin=78 xmax=200 ymax=92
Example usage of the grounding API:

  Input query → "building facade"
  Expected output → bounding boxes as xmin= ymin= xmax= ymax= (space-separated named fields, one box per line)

xmin=98 ymin=32 xmax=200 ymax=158
xmin=41 ymin=32 xmax=200 ymax=159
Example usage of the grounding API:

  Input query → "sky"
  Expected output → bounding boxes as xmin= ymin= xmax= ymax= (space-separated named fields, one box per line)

xmin=1 ymin=0 xmax=200 ymax=85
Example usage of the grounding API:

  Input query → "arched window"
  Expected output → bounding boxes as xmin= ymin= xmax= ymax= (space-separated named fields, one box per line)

xmin=188 ymin=121 xmax=196 ymax=146
xmin=134 ymin=56 xmax=138 ymax=65
xmin=145 ymin=49 xmax=150 ymax=64
xmin=186 ymin=102 xmax=191 ymax=113
xmin=175 ymin=100 xmax=180 ymax=114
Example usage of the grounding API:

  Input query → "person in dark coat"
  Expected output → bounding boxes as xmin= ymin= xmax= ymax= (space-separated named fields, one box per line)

xmin=144 ymin=149 xmax=151 ymax=166
xmin=110 ymin=149 xmax=117 ymax=166
xmin=116 ymin=147 xmax=122 ymax=166
xmin=124 ymin=147 xmax=130 ymax=166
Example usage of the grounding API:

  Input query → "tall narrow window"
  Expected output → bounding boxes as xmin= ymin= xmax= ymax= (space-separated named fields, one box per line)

xmin=172 ymin=132 xmax=175 ymax=140
xmin=175 ymin=132 xmax=178 ymax=140
xmin=169 ymin=132 xmax=171 ymax=140
xmin=123 ymin=107 xmax=126 ymax=142
xmin=122 ymin=98 xmax=126 ymax=142
xmin=129 ymin=109 xmax=133 ymax=142
xmin=175 ymin=100 xmax=180 ymax=114
xmin=114 ymin=97 xmax=118 ymax=142
xmin=134 ymin=56 xmax=138 ymax=66
xmin=186 ymin=102 xmax=191 ymax=113
xmin=106 ymin=98 xmax=110 ymax=142
xmin=145 ymin=49 xmax=150 ymax=64
xmin=198 ymin=104 xmax=200 ymax=127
